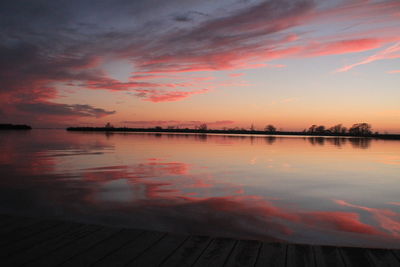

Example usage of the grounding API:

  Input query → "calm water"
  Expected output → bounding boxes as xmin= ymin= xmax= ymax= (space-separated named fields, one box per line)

xmin=0 ymin=130 xmax=399 ymax=248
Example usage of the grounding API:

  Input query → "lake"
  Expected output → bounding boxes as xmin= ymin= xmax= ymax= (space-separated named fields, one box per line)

xmin=0 ymin=129 xmax=399 ymax=249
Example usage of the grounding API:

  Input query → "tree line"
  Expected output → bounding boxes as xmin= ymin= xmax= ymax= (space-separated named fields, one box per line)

xmin=0 ymin=124 xmax=31 ymax=130
xmin=66 ymin=121 xmax=400 ymax=139
xmin=101 ymin=122 xmax=375 ymax=136
xmin=304 ymin=123 xmax=375 ymax=136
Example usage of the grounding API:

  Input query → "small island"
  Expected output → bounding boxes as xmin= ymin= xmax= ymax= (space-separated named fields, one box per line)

xmin=0 ymin=124 xmax=32 ymax=130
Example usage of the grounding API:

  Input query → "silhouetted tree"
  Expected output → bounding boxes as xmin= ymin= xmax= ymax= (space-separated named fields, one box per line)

xmin=105 ymin=122 xmax=114 ymax=129
xmin=0 ymin=124 xmax=31 ymax=130
xmin=198 ymin=123 xmax=208 ymax=131
xmin=315 ymin=125 xmax=325 ymax=133
xmin=308 ymin=125 xmax=326 ymax=134
xmin=308 ymin=125 xmax=317 ymax=133
xmin=328 ymin=124 xmax=345 ymax=134
xmin=349 ymin=123 xmax=372 ymax=136
xmin=265 ymin=124 xmax=276 ymax=133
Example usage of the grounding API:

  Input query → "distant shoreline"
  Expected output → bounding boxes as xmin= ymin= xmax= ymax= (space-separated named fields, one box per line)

xmin=66 ymin=127 xmax=400 ymax=140
xmin=0 ymin=124 xmax=31 ymax=130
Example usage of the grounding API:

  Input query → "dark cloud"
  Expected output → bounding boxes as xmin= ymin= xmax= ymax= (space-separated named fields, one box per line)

xmin=15 ymin=102 xmax=115 ymax=118
xmin=126 ymin=0 xmax=314 ymax=74
xmin=173 ymin=10 xmax=209 ymax=22
xmin=0 ymin=0 xmax=314 ymax=93
xmin=173 ymin=15 xmax=193 ymax=22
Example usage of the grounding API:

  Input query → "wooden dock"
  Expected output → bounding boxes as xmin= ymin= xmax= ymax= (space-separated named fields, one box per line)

xmin=0 ymin=214 xmax=399 ymax=266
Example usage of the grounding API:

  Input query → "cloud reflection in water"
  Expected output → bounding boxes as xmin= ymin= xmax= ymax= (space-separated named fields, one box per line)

xmin=0 ymin=130 xmax=399 ymax=248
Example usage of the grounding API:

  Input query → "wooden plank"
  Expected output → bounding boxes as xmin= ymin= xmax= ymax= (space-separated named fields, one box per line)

xmin=94 ymin=231 xmax=166 ymax=267
xmin=0 ymin=214 xmax=16 ymax=226
xmin=286 ymin=244 xmax=316 ymax=267
xmin=0 ymin=213 xmax=12 ymax=220
xmin=58 ymin=228 xmax=143 ymax=267
xmin=313 ymin=246 xmax=345 ymax=267
xmin=0 ymin=222 xmax=83 ymax=258
xmin=1 ymin=224 xmax=102 ymax=266
xmin=0 ymin=216 xmax=42 ymax=235
xmin=339 ymin=247 xmax=374 ymax=267
xmin=0 ymin=214 xmax=399 ymax=267
xmin=224 ymin=239 xmax=261 ymax=267
xmin=367 ymin=248 xmax=400 ymax=267
xmin=255 ymin=242 xmax=286 ymax=267
xmin=0 ymin=220 xmax=60 ymax=247
xmin=391 ymin=250 xmax=400 ymax=262
xmin=127 ymin=233 xmax=188 ymax=266
xmin=161 ymin=235 xmax=211 ymax=267
xmin=192 ymin=237 xmax=237 ymax=267
xmin=27 ymin=227 xmax=129 ymax=267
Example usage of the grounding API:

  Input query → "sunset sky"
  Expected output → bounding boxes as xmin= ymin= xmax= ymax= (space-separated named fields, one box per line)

xmin=1 ymin=0 xmax=399 ymax=132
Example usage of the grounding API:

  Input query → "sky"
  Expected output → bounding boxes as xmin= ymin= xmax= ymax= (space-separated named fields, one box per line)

xmin=1 ymin=0 xmax=399 ymax=132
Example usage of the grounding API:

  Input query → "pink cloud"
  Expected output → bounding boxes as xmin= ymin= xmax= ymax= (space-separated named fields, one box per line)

xmin=311 ymin=0 xmax=400 ymax=25
xmin=268 ymin=64 xmax=286 ymax=68
xmin=85 ymin=77 xmax=194 ymax=90
xmin=126 ymin=1 xmax=399 ymax=75
xmin=281 ymin=97 xmax=297 ymax=103
xmin=130 ymin=75 xmax=172 ymax=80
xmin=388 ymin=70 xmax=400 ymax=74
xmin=120 ymin=120 xmax=235 ymax=128
xmin=229 ymin=73 xmax=244 ymax=77
xmin=388 ymin=202 xmax=400 ymax=206
xmin=306 ymin=38 xmax=384 ymax=56
xmin=129 ymin=1 xmax=313 ymax=75
xmin=134 ymin=88 xmax=209 ymax=102
xmin=130 ymin=74 xmax=216 ymax=82
xmin=337 ymin=41 xmax=400 ymax=72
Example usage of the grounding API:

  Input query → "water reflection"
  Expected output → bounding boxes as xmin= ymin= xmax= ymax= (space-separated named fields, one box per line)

xmin=0 ymin=130 xmax=399 ymax=248
xmin=348 ymin=138 xmax=372 ymax=149
xmin=306 ymin=136 xmax=372 ymax=149
xmin=265 ymin=136 xmax=276 ymax=145
xmin=326 ymin=137 xmax=347 ymax=148
xmin=307 ymin=137 xmax=324 ymax=146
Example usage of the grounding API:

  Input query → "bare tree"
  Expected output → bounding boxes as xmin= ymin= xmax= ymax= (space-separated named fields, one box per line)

xmin=349 ymin=123 xmax=372 ymax=136
xmin=265 ymin=124 xmax=276 ymax=133
xmin=198 ymin=123 xmax=208 ymax=131
xmin=328 ymin=124 xmax=344 ymax=134
xmin=308 ymin=125 xmax=326 ymax=134
xmin=105 ymin=122 xmax=114 ymax=129
xmin=315 ymin=125 xmax=325 ymax=133
xmin=308 ymin=125 xmax=317 ymax=133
